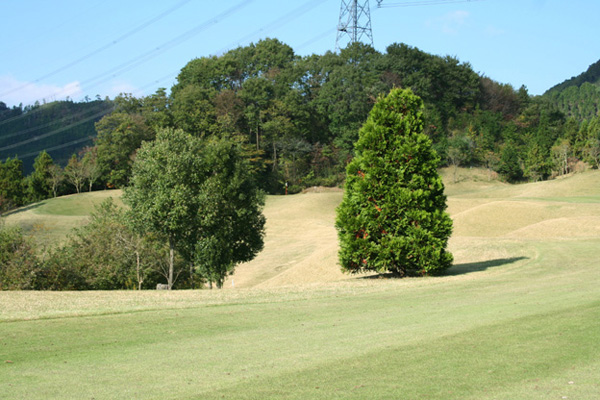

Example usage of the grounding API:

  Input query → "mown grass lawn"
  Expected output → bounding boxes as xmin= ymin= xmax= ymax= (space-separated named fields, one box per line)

xmin=1 ymin=238 xmax=598 ymax=399
xmin=1 ymin=170 xmax=599 ymax=399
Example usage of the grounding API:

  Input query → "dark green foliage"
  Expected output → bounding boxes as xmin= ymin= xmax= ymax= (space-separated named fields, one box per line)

xmin=124 ymin=128 xmax=265 ymax=289
xmin=168 ymin=39 xmax=489 ymax=193
xmin=383 ymin=43 xmax=480 ymax=134
xmin=0 ymin=157 xmax=25 ymax=212
xmin=336 ymin=88 xmax=453 ymax=277
xmin=0 ymin=99 xmax=113 ymax=173
xmin=546 ymin=59 xmax=600 ymax=93
xmin=25 ymin=151 xmax=54 ymax=202
xmin=94 ymin=111 xmax=155 ymax=188
xmin=498 ymin=142 xmax=523 ymax=182
xmin=544 ymin=59 xmax=600 ymax=121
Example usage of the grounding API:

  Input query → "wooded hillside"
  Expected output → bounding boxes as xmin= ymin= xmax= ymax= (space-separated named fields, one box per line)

xmin=0 ymin=99 xmax=113 ymax=173
xmin=543 ymin=59 xmax=600 ymax=121
xmin=2 ymin=40 xmax=599 ymax=209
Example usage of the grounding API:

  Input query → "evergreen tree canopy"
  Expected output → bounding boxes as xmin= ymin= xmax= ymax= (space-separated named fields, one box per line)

xmin=336 ymin=88 xmax=453 ymax=276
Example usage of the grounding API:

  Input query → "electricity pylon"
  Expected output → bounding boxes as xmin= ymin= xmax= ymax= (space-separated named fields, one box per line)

xmin=335 ymin=0 xmax=382 ymax=51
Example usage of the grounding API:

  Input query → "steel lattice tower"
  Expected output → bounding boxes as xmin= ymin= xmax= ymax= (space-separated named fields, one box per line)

xmin=335 ymin=0 xmax=376 ymax=51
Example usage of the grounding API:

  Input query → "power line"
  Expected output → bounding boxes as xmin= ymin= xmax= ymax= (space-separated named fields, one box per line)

xmin=0 ymin=101 xmax=110 ymax=141
xmin=134 ymin=0 xmax=330 ymax=94
xmin=2 ymin=1 xmax=105 ymax=56
xmin=0 ymin=107 xmax=113 ymax=153
xmin=0 ymin=0 xmax=193 ymax=100
xmin=377 ymin=0 xmax=484 ymax=8
xmin=0 ymin=0 xmax=250 ymax=129
xmin=0 ymin=1 xmax=255 ymax=151
xmin=1 ymin=0 xmax=331 ymax=156
xmin=216 ymin=0 xmax=327 ymax=54
xmin=29 ymin=0 xmax=254 ymax=107
xmin=17 ymin=136 xmax=96 ymax=160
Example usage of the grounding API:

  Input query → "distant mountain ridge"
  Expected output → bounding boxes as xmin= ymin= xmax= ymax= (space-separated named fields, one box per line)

xmin=0 ymin=99 xmax=112 ymax=173
xmin=545 ymin=59 xmax=600 ymax=94
xmin=542 ymin=59 xmax=600 ymax=121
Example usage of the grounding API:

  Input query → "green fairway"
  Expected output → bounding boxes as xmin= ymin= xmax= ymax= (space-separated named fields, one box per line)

xmin=1 ymin=169 xmax=599 ymax=398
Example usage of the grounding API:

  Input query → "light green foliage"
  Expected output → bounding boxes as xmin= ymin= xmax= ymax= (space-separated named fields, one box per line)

xmin=551 ymin=138 xmax=572 ymax=176
xmin=124 ymin=128 xmax=265 ymax=289
xmin=81 ymin=147 xmax=101 ymax=192
xmin=524 ymin=141 xmax=551 ymax=181
xmin=336 ymin=88 xmax=453 ymax=276
xmin=43 ymin=198 xmax=164 ymax=290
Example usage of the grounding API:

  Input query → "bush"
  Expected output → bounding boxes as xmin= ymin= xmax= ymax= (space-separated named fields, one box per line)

xmin=0 ymin=223 xmax=39 ymax=290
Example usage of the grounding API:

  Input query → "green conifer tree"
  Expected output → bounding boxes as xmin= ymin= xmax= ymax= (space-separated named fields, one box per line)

xmin=336 ymin=88 xmax=453 ymax=276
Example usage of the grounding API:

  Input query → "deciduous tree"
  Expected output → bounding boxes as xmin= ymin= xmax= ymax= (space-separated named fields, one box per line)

xmin=124 ymin=128 xmax=265 ymax=289
xmin=64 ymin=154 xmax=86 ymax=194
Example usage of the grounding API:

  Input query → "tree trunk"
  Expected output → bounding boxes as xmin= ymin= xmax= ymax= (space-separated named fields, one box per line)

xmin=453 ymin=163 xmax=458 ymax=183
xmin=189 ymin=263 xmax=195 ymax=289
xmin=256 ymin=123 xmax=260 ymax=150
xmin=168 ymin=238 xmax=175 ymax=290
xmin=136 ymin=250 xmax=142 ymax=291
xmin=275 ymin=143 xmax=278 ymax=170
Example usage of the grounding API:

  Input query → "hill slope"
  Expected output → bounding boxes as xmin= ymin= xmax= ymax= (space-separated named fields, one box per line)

xmin=2 ymin=170 xmax=599 ymax=399
xmin=0 ymin=99 xmax=112 ymax=172
xmin=4 ymin=168 xmax=600 ymax=288
xmin=2 ymin=190 xmax=122 ymax=247
xmin=230 ymin=168 xmax=600 ymax=288
xmin=543 ymin=59 xmax=600 ymax=120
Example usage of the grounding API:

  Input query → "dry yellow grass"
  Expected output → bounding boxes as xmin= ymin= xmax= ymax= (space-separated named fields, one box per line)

xmin=229 ymin=168 xmax=600 ymax=288
xmin=3 ymin=168 xmax=600 ymax=290
xmin=223 ymin=191 xmax=352 ymax=289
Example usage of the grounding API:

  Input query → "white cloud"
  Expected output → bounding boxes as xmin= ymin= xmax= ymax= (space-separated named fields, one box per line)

xmin=0 ymin=74 xmax=82 ymax=107
xmin=427 ymin=10 xmax=470 ymax=35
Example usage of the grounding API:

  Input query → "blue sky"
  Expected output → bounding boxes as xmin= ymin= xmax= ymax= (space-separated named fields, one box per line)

xmin=1 ymin=0 xmax=598 ymax=107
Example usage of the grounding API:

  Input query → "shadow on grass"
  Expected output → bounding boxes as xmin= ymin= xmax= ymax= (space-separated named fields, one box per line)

xmin=446 ymin=257 xmax=529 ymax=276
xmin=2 ymin=201 xmax=44 ymax=217
xmin=354 ymin=257 xmax=529 ymax=280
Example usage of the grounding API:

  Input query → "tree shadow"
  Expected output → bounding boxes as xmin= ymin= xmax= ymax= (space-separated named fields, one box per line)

xmin=446 ymin=257 xmax=529 ymax=276
xmin=353 ymin=256 xmax=529 ymax=280
xmin=2 ymin=202 xmax=44 ymax=217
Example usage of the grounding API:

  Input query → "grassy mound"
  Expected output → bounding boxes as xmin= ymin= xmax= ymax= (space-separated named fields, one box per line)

xmin=2 ymin=190 xmax=122 ymax=246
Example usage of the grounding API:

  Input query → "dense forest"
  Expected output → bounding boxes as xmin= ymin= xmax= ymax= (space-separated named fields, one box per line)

xmin=542 ymin=59 xmax=600 ymax=121
xmin=0 ymin=99 xmax=113 ymax=172
xmin=2 ymin=39 xmax=600 ymax=212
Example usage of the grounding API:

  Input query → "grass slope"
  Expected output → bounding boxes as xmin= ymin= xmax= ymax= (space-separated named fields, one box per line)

xmin=1 ymin=169 xmax=599 ymax=399
xmin=2 ymin=190 xmax=122 ymax=247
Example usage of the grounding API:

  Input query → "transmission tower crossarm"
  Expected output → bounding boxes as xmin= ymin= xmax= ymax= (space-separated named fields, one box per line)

xmin=335 ymin=0 xmax=374 ymax=51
